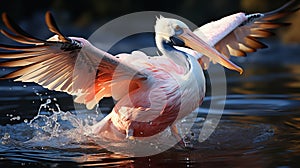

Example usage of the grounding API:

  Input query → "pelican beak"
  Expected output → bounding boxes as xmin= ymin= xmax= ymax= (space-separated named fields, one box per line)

xmin=178 ymin=28 xmax=243 ymax=74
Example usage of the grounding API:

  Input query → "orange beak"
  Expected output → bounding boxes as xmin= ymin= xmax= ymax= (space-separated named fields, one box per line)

xmin=178 ymin=28 xmax=243 ymax=74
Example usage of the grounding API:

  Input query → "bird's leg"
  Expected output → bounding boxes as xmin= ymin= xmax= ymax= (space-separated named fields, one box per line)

xmin=170 ymin=124 xmax=182 ymax=142
xmin=171 ymin=124 xmax=194 ymax=148
xmin=126 ymin=128 xmax=135 ymax=140
xmin=171 ymin=124 xmax=186 ymax=148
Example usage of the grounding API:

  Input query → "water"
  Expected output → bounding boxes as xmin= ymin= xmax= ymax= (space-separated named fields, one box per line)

xmin=0 ymin=42 xmax=300 ymax=167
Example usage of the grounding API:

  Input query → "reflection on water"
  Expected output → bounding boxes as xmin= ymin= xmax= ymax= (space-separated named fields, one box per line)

xmin=0 ymin=42 xmax=300 ymax=167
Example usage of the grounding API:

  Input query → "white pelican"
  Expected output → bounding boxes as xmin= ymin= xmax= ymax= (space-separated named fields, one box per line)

xmin=0 ymin=1 xmax=298 ymax=142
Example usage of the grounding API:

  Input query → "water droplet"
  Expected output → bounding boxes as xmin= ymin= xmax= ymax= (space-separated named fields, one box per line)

xmin=24 ymin=119 xmax=28 ymax=123
xmin=2 ymin=133 xmax=10 ymax=140
xmin=46 ymin=99 xmax=51 ymax=104
xmin=23 ymin=85 xmax=27 ymax=88
xmin=10 ymin=115 xmax=21 ymax=121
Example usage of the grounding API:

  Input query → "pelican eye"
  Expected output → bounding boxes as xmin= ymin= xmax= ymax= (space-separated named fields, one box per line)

xmin=174 ymin=25 xmax=183 ymax=35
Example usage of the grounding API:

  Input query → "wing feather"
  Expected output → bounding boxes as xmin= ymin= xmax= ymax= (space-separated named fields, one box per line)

xmin=1 ymin=13 xmax=45 ymax=44
xmin=45 ymin=11 xmax=70 ymax=43
xmin=194 ymin=0 xmax=298 ymax=67
xmin=0 ymin=12 xmax=148 ymax=109
xmin=0 ymin=43 xmax=48 ymax=51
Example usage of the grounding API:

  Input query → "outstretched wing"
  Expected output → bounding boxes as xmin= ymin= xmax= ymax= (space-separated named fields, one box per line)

xmin=0 ymin=12 xmax=148 ymax=109
xmin=194 ymin=0 xmax=299 ymax=69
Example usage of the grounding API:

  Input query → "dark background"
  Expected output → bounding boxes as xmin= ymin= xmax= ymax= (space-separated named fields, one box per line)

xmin=0 ymin=0 xmax=299 ymax=42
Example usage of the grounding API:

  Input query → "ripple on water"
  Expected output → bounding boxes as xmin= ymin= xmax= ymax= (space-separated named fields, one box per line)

xmin=0 ymin=93 xmax=299 ymax=166
xmin=199 ymin=94 xmax=300 ymax=116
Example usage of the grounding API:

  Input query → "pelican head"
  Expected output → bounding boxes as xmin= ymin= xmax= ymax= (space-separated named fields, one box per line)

xmin=155 ymin=16 xmax=243 ymax=74
xmin=154 ymin=16 xmax=189 ymax=41
xmin=154 ymin=16 xmax=189 ymax=51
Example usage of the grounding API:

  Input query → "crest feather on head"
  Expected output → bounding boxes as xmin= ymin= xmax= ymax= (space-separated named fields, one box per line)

xmin=154 ymin=16 xmax=189 ymax=36
xmin=155 ymin=15 xmax=175 ymax=35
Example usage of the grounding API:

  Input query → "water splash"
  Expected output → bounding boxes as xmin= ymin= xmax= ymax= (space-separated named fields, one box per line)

xmin=28 ymin=99 xmax=75 ymax=137
xmin=0 ymin=97 xmax=105 ymax=151
xmin=0 ymin=95 xmax=282 ymax=156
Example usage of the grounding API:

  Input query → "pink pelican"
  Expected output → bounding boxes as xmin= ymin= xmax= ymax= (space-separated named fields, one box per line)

xmin=0 ymin=1 xmax=297 ymax=143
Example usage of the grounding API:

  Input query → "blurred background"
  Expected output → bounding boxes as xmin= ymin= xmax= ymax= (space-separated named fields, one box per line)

xmin=0 ymin=0 xmax=299 ymax=42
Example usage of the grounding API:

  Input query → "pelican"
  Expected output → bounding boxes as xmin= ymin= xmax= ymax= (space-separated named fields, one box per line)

xmin=0 ymin=1 xmax=297 ymax=143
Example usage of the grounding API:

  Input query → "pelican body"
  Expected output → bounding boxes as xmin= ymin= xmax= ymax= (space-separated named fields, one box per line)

xmin=0 ymin=1 xmax=298 ymax=142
